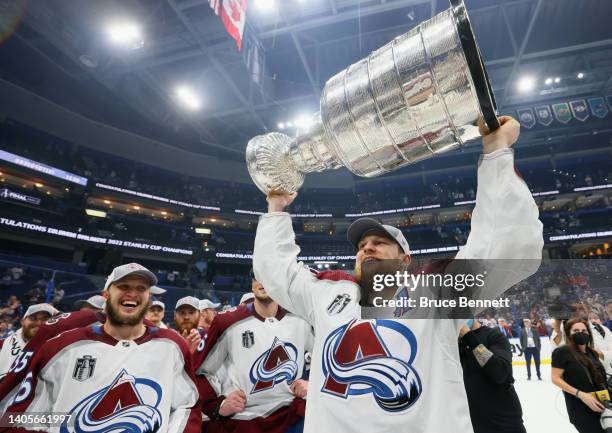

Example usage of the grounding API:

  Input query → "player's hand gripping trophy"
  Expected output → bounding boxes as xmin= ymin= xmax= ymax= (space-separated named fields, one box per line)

xmin=246 ymin=0 xmax=500 ymax=195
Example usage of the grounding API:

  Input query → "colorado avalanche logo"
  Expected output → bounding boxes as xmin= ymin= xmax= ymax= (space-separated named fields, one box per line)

xmin=60 ymin=369 xmax=163 ymax=433
xmin=249 ymin=337 xmax=298 ymax=394
xmin=321 ymin=320 xmax=422 ymax=412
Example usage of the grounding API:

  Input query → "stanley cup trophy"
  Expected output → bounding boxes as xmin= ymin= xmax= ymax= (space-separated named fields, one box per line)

xmin=246 ymin=0 xmax=499 ymax=194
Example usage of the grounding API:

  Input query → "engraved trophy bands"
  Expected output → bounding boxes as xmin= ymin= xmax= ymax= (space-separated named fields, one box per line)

xmin=246 ymin=0 xmax=499 ymax=194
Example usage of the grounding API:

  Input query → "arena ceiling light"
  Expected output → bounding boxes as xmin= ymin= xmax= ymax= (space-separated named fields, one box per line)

xmin=174 ymin=85 xmax=202 ymax=111
xmin=277 ymin=122 xmax=285 ymax=130
xmin=577 ymin=72 xmax=585 ymax=79
xmin=255 ymin=0 xmax=276 ymax=12
xmin=517 ymin=76 xmax=536 ymax=93
xmin=85 ymin=209 xmax=107 ymax=218
xmin=195 ymin=228 xmax=212 ymax=234
xmin=554 ymin=77 xmax=561 ymax=84
xmin=107 ymin=21 xmax=144 ymax=49
xmin=544 ymin=77 xmax=553 ymax=85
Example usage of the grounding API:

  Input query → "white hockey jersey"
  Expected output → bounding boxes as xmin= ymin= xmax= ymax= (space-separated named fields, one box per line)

xmin=0 ymin=329 xmax=26 ymax=380
xmin=254 ymin=149 xmax=543 ymax=433
xmin=196 ymin=304 xmax=313 ymax=428
xmin=5 ymin=324 xmax=201 ymax=433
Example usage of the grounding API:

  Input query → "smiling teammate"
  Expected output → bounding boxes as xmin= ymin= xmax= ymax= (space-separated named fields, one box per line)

xmin=3 ymin=263 xmax=201 ymax=433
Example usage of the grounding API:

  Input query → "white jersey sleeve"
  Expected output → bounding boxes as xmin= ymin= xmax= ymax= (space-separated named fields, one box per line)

xmin=254 ymin=213 xmax=359 ymax=324
xmin=452 ymin=148 xmax=543 ymax=325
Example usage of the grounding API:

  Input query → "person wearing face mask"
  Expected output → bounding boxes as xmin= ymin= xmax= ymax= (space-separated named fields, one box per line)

xmin=552 ymin=317 xmax=608 ymax=433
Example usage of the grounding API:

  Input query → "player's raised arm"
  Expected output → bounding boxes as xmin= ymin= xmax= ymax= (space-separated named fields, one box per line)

xmin=253 ymin=192 xmax=324 ymax=323
xmin=455 ymin=116 xmax=544 ymax=300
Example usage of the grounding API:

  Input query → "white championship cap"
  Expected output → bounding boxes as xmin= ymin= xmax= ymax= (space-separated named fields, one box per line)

xmin=23 ymin=303 xmax=58 ymax=319
xmin=239 ymin=293 xmax=255 ymax=304
xmin=74 ymin=295 xmax=106 ymax=310
xmin=151 ymin=286 xmax=166 ymax=295
xmin=151 ymin=300 xmax=165 ymax=310
xmin=347 ymin=217 xmax=411 ymax=255
xmin=104 ymin=263 xmax=157 ymax=290
xmin=199 ymin=299 xmax=221 ymax=310
xmin=175 ymin=296 xmax=200 ymax=311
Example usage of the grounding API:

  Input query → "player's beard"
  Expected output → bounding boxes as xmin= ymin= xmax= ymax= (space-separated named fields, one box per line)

xmin=253 ymin=291 xmax=273 ymax=304
xmin=106 ymin=294 xmax=149 ymax=327
xmin=176 ymin=320 xmax=198 ymax=334
xmin=22 ymin=325 xmax=38 ymax=342
xmin=357 ymin=258 xmax=407 ymax=306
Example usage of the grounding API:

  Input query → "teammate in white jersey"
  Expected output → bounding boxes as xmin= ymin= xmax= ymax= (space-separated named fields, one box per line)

xmin=4 ymin=263 xmax=201 ymax=433
xmin=0 ymin=304 xmax=56 ymax=380
xmin=196 ymin=273 xmax=313 ymax=433
xmin=253 ymin=116 xmax=544 ymax=433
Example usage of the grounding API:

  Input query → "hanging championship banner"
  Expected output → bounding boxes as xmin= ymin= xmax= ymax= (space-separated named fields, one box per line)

xmin=569 ymin=99 xmax=589 ymax=122
xmin=517 ymin=107 xmax=536 ymax=129
xmin=588 ymin=97 xmax=609 ymax=119
xmin=552 ymin=102 xmax=572 ymax=124
xmin=534 ymin=105 xmax=553 ymax=126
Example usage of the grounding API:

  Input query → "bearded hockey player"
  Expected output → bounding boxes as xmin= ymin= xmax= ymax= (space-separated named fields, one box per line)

xmin=0 ymin=304 xmax=57 ymax=381
xmin=0 ymin=264 xmax=170 ymax=417
xmin=196 ymin=272 xmax=313 ymax=433
xmin=3 ymin=263 xmax=200 ymax=433
xmin=253 ymin=116 xmax=544 ymax=433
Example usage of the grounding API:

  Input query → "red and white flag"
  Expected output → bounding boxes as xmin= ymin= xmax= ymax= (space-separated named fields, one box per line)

xmin=208 ymin=0 xmax=220 ymax=15
xmin=220 ymin=0 xmax=248 ymax=50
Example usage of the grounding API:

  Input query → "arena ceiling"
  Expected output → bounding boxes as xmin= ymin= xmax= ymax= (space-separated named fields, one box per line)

xmin=0 ymin=0 xmax=611 ymax=161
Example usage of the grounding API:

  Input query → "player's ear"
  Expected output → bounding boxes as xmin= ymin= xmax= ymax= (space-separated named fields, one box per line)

xmin=401 ymin=253 xmax=411 ymax=266
xmin=102 ymin=289 xmax=109 ymax=300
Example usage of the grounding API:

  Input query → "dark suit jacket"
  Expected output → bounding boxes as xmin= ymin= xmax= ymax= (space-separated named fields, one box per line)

xmin=519 ymin=327 xmax=541 ymax=351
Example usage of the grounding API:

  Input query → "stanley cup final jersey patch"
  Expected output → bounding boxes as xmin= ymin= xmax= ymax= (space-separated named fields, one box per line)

xmin=72 ymin=355 xmax=96 ymax=382
xmin=326 ymin=294 xmax=352 ymax=315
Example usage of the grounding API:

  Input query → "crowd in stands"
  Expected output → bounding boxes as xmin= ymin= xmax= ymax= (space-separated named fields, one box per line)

xmin=2 ymin=120 xmax=611 ymax=216
xmin=476 ymin=259 xmax=612 ymax=337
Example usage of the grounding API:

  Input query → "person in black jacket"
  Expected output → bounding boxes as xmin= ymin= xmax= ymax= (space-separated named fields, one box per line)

xmin=459 ymin=319 xmax=527 ymax=433
xmin=551 ymin=317 xmax=606 ymax=433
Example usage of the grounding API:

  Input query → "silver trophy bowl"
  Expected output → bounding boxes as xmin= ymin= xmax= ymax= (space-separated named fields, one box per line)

xmin=247 ymin=0 xmax=499 ymax=194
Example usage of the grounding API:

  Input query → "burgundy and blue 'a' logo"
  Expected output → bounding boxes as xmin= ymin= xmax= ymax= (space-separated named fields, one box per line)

xmin=249 ymin=337 xmax=298 ymax=394
xmin=61 ymin=369 xmax=163 ymax=433
xmin=321 ymin=319 xmax=422 ymax=412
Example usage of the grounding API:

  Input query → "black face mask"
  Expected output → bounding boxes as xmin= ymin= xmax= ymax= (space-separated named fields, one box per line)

xmin=572 ymin=332 xmax=589 ymax=346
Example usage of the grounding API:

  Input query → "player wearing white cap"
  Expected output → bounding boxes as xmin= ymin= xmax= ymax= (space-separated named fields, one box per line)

xmin=174 ymin=296 xmax=204 ymax=356
xmin=0 ymin=303 xmax=57 ymax=380
xmin=0 ymin=263 xmax=160 ymax=415
xmin=196 ymin=271 xmax=313 ymax=433
xmin=146 ymin=300 xmax=168 ymax=329
xmin=254 ymin=117 xmax=544 ymax=433
xmin=198 ymin=299 xmax=221 ymax=331
xmin=4 ymin=263 xmax=201 ymax=433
